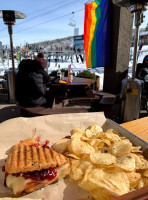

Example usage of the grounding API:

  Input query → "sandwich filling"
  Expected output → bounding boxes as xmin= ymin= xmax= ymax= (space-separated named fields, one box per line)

xmin=5 ymin=163 xmax=69 ymax=196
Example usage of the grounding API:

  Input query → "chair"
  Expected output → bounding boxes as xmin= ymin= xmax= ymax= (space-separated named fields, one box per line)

xmin=0 ymin=79 xmax=7 ymax=93
xmin=136 ymin=63 xmax=148 ymax=115
xmin=141 ymin=91 xmax=148 ymax=115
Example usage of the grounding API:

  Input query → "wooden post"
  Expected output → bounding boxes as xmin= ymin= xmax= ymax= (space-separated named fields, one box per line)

xmin=95 ymin=76 xmax=100 ymax=91
xmin=103 ymin=4 xmax=133 ymax=94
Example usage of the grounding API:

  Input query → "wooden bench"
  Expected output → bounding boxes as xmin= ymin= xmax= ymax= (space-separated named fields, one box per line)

xmin=61 ymin=86 xmax=101 ymax=107
xmin=18 ymin=105 xmax=88 ymax=117
xmin=92 ymin=90 xmax=116 ymax=118
xmin=62 ymin=96 xmax=100 ymax=107
xmin=62 ymin=88 xmax=116 ymax=118
xmin=92 ymin=91 xmax=116 ymax=105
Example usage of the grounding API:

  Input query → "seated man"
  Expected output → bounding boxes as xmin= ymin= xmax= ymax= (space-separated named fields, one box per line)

xmin=136 ymin=55 xmax=148 ymax=94
xmin=15 ymin=59 xmax=54 ymax=108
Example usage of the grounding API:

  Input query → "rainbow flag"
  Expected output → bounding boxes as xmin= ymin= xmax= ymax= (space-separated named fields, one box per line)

xmin=84 ymin=0 xmax=110 ymax=68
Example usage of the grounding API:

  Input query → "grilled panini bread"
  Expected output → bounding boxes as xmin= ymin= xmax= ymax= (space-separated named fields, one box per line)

xmin=0 ymin=197 xmax=43 ymax=200
xmin=5 ymin=140 xmax=70 ymax=196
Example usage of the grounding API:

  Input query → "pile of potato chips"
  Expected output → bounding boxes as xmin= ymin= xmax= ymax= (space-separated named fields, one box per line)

xmin=53 ymin=124 xmax=148 ymax=200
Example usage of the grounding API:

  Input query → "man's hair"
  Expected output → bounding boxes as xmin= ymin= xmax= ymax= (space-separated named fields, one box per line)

xmin=18 ymin=59 xmax=42 ymax=73
xmin=37 ymin=52 xmax=44 ymax=58
xmin=143 ymin=55 xmax=148 ymax=63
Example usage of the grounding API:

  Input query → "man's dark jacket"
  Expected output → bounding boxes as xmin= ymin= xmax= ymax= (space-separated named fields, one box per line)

xmin=136 ymin=63 xmax=148 ymax=93
xmin=15 ymin=59 xmax=49 ymax=107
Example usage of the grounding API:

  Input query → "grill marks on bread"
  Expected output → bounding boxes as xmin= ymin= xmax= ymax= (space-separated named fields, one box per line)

xmin=5 ymin=144 xmax=68 ymax=173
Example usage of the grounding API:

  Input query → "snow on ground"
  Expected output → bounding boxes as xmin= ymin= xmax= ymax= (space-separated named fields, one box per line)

xmin=0 ymin=57 xmax=105 ymax=90
xmin=47 ymin=59 xmax=104 ymax=90
xmin=0 ymin=45 xmax=148 ymax=91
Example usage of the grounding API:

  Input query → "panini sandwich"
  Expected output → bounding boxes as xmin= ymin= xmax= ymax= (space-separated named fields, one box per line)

xmin=4 ymin=139 xmax=70 ymax=196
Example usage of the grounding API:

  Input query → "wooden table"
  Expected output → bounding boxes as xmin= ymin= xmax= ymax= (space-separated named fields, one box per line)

xmin=51 ymin=77 xmax=96 ymax=99
xmin=50 ymin=77 xmax=116 ymax=118
xmin=51 ymin=77 xmax=95 ymax=88
xmin=121 ymin=117 xmax=148 ymax=142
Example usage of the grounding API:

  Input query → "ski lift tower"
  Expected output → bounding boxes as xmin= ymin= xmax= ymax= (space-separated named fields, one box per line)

xmin=0 ymin=10 xmax=26 ymax=103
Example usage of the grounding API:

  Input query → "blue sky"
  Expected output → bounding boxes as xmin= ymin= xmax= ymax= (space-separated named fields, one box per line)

xmin=0 ymin=0 xmax=148 ymax=46
xmin=0 ymin=0 xmax=85 ymax=46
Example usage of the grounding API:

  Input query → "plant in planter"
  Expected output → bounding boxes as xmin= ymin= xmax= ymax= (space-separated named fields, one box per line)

xmin=76 ymin=70 xmax=96 ymax=80
xmin=61 ymin=69 xmax=68 ymax=77
xmin=50 ymin=70 xmax=57 ymax=77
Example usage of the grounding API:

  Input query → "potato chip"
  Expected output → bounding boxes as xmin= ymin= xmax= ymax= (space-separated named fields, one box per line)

xmin=86 ymin=124 xmax=103 ymax=138
xmin=115 ymin=154 xmax=135 ymax=172
xmin=102 ymin=138 xmax=111 ymax=146
xmin=106 ymin=129 xmax=121 ymax=137
xmin=81 ymin=136 xmax=91 ymax=141
xmin=90 ymin=152 xmax=116 ymax=166
xmin=87 ymin=138 xmax=111 ymax=148
xmin=70 ymin=139 xmax=95 ymax=156
xmin=89 ymin=124 xmax=103 ymax=133
xmin=79 ymin=157 xmax=91 ymax=172
xmin=87 ymin=139 xmax=105 ymax=151
xmin=54 ymin=123 xmax=148 ymax=200
xmin=85 ymin=129 xmax=93 ymax=138
xmin=127 ymin=172 xmax=141 ymax=190
xmin=132 ymin=153 xmax=148 ymax=170
xmin=67 ymin=140 xmax=73 ymax=152
xmin=111 ymin=139 xmax=132 ymax=157
xmin=120 ymin=136 xmax=127 ymax=140
xmin=71 ymin=133 xmax=83 ymax=140
xmin=79 ymin=167 xmax=130 ymax=196
xmin=71 ymin=128 xmax=85 ymax=135
xmin=53 ymin=138 xmax=70 ymax=153
xmin=143 ymin=169 xmax=148 ymax=178
xmin=130 ymin=146 xmax=142 ymax=153
xmin=78 ymin=166 xmax=101 ymax=191
xmin=100 ymin=168 xmax=130 ymax=195
xmin=69 ymin=159 xmax=82 ymax=181
xmin=70 ymin=159 xmax=80 ymax=167
xmin=143 ymin=178 xmax=148 ymax=186
xmin=70 ymin=166 xmax=83 ymax=181
xmin=70 ymin=157 xmax=93 ymax=181
xmin=136 ymin=178 xmax=148 ymax=188
xmin=101 ymin=147 xmax=110 ymax=154
xmin=64 ymin=152 xmax=80 ymax=159
xmin=136 ymin=178 xmax=144 ymax=188
xmin=105 ymin=129 xmax=121 ymax=142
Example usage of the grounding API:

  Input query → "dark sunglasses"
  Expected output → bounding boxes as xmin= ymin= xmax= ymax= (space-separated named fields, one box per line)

xmin=145 ymin=57 xmax=148 ymax=60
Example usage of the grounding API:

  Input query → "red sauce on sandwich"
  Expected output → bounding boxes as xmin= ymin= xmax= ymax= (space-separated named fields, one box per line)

xmin=29 ymin=143 xmax=40 ymax=148
xmin=4 ymin=167 xmax=57 ymax=185
xmin=29 ymin=140 xmax=50 ymax=149
xmin=64 ymin=135 xmax=71 ymax=139
xmin=13 ymin=167 xmax=57 ymax=181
